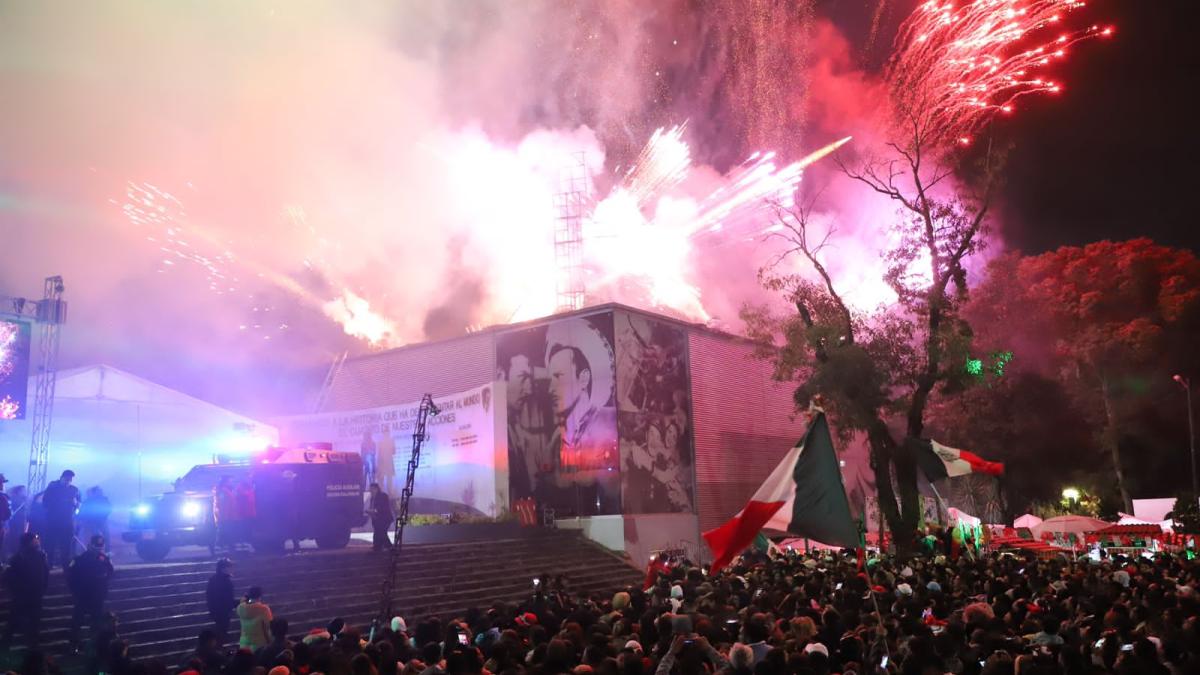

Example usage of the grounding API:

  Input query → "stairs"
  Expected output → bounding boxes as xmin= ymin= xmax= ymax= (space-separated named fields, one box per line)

xmin=0 ymin=530 xmax=641 ymax=671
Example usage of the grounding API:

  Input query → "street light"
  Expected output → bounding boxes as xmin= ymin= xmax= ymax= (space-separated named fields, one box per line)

xmin=1062 ymin=487 xmax=1081 ymax=513
xmin=1174 ymin=375 xmax=1198 ymax=502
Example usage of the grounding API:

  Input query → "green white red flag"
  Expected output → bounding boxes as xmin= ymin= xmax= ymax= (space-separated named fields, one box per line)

xmin=702 ymin=412 xmax=858 ymax=574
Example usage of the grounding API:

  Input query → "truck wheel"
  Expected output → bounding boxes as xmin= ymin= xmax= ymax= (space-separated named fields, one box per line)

xmin=252 ymin=537 xmax=286 ymax=556
xmin=316 ymin=529 xmax=351 ymax=550
xmin=135 ymin=540 xmax=171 ymax=562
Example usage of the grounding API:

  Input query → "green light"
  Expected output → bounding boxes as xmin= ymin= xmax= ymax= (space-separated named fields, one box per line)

xmin=966 ymin=359 xmax=984 ymax=376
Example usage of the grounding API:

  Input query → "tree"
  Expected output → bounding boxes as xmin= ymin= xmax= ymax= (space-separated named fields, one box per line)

xmin=967 ymin=240 xmax=1200 ymax=512
xmin=743 ymin=113 xmax=998 ymax=550
xmin=924 ymin=369 xmax=1097 ymax=518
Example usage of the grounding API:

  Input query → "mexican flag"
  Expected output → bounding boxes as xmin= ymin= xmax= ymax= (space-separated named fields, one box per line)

xmin=702 ymin=411 xmax=859 ymax=574
xmin=916 ymin=439 xmax=1004 ymax=480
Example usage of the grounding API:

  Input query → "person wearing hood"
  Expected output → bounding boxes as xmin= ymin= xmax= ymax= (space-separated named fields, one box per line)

xmin=2 ymin=532 xmax=50 ymax=648
xmin=237 ymin=586 xmax=273 ymax=651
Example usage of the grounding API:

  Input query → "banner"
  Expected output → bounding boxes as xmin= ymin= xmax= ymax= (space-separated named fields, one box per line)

xmin=496 ymin=312 xmax=620 ymax=516
xmin=614 ymin=310 xmax=694 ymax=514
xmin=276 ymin=383 xmax=503 ymax=516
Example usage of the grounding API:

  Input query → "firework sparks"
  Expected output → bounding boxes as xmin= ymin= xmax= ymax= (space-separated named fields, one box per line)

xmin=889 ymin=0 xmax=1111 ymax=146
xmin=586 ymin=133 xmax=850 ymax=318
xmin=118 ymin=182 xmax=240 ymax=294
xmin=624 ymin=123 xmax=692 ymax=206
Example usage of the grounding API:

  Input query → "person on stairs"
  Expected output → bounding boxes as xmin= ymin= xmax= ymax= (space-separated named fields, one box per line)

xmin=67 ymin=534 xmax=114 ymax=651
xmin=237 ymin=586 xmax=273 ymax=651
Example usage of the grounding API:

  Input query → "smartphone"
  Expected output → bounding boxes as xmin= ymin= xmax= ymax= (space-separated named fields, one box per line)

xmin=880 ymin=656 xmax=889 ymax=668
xmin=457 ymin=633 xmax=470 ymax=646
xmin=684 ymin=639 xmax=695 ymax=646
xmin=1121 ymin=644 xmax=1134 ymax=652
xmin=836 ymin=583 xmax=843 ymax=590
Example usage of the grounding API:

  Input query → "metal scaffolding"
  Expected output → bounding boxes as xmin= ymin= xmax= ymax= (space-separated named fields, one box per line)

xmin=554 ymin=152 xmax=588 ymax=313
xmin=0 ymin=275 xmax=66 ymax=494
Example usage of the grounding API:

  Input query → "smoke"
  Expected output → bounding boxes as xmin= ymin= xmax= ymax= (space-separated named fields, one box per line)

xmin=0 ymin=1 xmax=981 ymax=414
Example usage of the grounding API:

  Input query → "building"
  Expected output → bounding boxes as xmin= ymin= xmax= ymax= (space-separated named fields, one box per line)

xmin=278 ymin=303 xmax=809 ymax=563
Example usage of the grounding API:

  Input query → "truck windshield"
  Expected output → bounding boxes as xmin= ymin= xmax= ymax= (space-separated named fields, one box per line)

xmin=175 ymin=464 xmax=249 ymax=492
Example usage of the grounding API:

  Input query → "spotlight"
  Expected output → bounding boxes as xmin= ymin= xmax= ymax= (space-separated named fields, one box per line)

xmin=180 ymin=501 xmax=203 ymax=519
xmin=134 ymin=503 xmax=152 ymax=517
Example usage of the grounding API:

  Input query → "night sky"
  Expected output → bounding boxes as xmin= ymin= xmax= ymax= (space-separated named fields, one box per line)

xmin=995 ymin=0 xmax=1200 ymax=254
xmin=824 ymin=0 xmax=1200 ymax=255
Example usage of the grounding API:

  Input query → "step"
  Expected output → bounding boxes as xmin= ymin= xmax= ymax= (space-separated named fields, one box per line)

xmin=0 ymin=531 xmax=641 ymax=669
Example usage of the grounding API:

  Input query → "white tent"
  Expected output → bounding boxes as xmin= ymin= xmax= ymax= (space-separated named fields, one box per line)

xmin=1014 ymin=513 xmax=1043 ymax=529
xmin=948 ymin=507 xmax=981 ymax=527
xmin=1031 ymin=514 xmax=1109 ymax=538
xmin=0 ymin=365 xmax=276 ymax=509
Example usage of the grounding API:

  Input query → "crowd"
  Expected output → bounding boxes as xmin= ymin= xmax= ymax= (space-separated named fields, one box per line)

xmin=0 ymin=470 xmax=112 ymax=563
xmin=8 ymin=534 xmax=1200 ymax=675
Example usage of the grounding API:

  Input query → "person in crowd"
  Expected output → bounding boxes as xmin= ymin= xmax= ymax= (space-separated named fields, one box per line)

xmin=40 ymin=469 xmax=81 ymax=569
xmin=212 ymin=476 xmax=236 ymax=553
xmin=206 ymin=557 xmax=237 ymax=645
xmin=179 ymin=629 xmax=227 ymax=674
xmin=256 ymin=617 xmax=294 ymax=667
xmin=1 ymin=532 xmax=50 ymax=648
xmin=66 ymin=534 xmax=115 ymax=649
xmin=78 ymin=486 xmax=113 ymax=550
xmin=237 ymin=586 xmax=273 ymax=651
xmin=368 ymin=482 xmax=394 ymax=552
xmin=3 ymin=484 xmax=29 ymax=558
xmin=0 ymin=473 xmax=11 ymax=551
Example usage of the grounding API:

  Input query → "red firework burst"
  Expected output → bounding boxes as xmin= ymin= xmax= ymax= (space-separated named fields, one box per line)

xmin=888 ymin=0 xmax=1112 ymax=147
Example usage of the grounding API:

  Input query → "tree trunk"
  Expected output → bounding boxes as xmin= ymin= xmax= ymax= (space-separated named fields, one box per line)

xmin=895 ymin=437 xmax=923 ymax=549
xmin=1100 ymin=375 xmax=1132 ymax=513
xmin=867 ymin=420 xmax=910 ymax=554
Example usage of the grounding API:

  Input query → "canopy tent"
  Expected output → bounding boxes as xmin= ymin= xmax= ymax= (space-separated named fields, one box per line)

xmin=948 ymin=507 xmax=981 ymax=527
xmin=1118 ymin=513 xmax=1174 ymax=532
xmin=1031 ymin=515 xmax=1110 ymax=550
xmin=1086 ymin=523 xmax=1167 ymax=554
xmin=0 ymin=364 xmax=276 ymax=513
xmin=1032 ymin=515 xmax=1110 ymax=537
xmin=989 ymin=534 xmax=1070 ymax=558
xmin=1014 ymin=513 xmax=1043 ymax=529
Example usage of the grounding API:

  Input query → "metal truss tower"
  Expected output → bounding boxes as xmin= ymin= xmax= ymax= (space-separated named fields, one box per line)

xmin=554 ymin=152 xmax=587 ymax=313
xmin=29 ymin=276 xmax=66 ymax=493
xmin=0 ymin=276 xmax=66 ymax=494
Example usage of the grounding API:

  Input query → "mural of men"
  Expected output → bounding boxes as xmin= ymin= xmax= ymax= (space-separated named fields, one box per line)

xmin=545 ymin=320 xmax=617 ymax=481
xmin=499 ymin=351 xmax=555 ymax=501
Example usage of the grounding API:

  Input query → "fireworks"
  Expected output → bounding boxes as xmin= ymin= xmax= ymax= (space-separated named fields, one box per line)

xmin=889 ymin=0 xmax=1111 ymax=146
xmin=118 ymin=182 xmax=240 ymax=295
xmin=586 ymin=132 xmax=851 ymax=319
xmin=623 ymin=124 xmax=692 ymax=206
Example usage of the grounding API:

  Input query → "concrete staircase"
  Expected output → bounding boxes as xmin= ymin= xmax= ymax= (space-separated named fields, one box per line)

xmin=0 ymin=530 xmax=640 ymax=671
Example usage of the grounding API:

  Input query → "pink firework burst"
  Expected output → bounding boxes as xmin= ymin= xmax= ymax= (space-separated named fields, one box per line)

xmin=888 ymin=0 xmax=1112 ymax=147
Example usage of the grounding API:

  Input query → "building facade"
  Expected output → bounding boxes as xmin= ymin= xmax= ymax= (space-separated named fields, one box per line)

xmin=291 ymin=304 xmax=808 ymax=563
